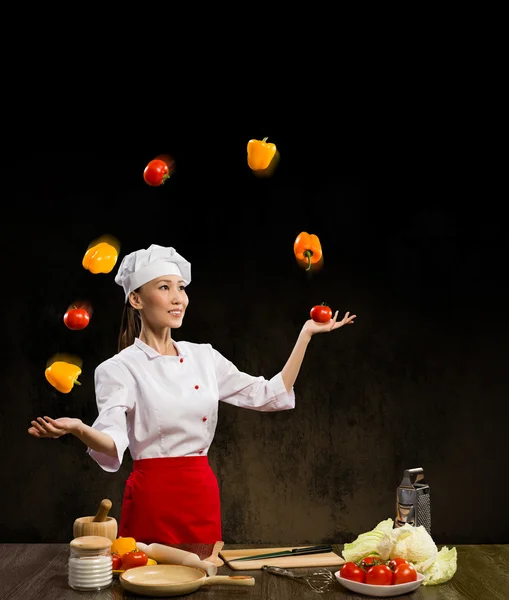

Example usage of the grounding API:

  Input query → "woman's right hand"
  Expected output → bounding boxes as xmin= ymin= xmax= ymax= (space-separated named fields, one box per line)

xmin=28 ymin=416 xmax=82 ymax=439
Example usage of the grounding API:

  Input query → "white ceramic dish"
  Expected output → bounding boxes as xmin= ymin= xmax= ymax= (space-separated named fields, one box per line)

xmin=334 ymin=570 xmax=425 ymax=597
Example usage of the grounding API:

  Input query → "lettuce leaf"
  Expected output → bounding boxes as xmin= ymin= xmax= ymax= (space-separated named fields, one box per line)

xmin=390 ymin=524 xmax=438 ymax=571
xmin=422 ymin=546 xmax=458 ymax=586
xmin=342 ymin=518 xmax=394 ymax=562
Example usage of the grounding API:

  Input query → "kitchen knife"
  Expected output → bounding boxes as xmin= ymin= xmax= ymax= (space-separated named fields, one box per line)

xmin=228 ymin=544 xmax=333 ymax=562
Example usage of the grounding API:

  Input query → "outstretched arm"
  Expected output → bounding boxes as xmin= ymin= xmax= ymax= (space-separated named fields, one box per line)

xmin=28 ymin=416 xmax=117 ymax=458
xmin=281 ymin=311 xmax=356 ymax=393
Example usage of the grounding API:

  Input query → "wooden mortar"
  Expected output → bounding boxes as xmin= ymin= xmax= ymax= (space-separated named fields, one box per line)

xmin=73 ymin=498 xmax=118 ymax=541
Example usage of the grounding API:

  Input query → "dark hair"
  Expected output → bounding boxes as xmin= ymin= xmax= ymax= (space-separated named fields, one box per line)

xmin=118 ymin=293 xmax=141 ymax=352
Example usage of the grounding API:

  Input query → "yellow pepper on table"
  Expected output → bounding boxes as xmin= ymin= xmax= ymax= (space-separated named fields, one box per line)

xmin=247 ymin=137 xmax=277 ymax=171
xmin=111 ymin=537 xmax=138 ymax=555
xmin=294 ymin=231 xmax=323 ymax=271
xmin=45 ymin=361 xmax=82 ymax=394
xmin=82 ymin=241 xmax=118 ymax=274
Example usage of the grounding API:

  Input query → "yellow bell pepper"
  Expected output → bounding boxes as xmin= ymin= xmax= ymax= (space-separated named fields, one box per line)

xmin=45 ymin=361 xmax=82 ymax=394
xmin=247 ymin=137 xmax=277 ymax=171
xmin=111 ymin=537 xmax=137 ymax=555
xmin=82 ymin=241 xmax=118 ymax=274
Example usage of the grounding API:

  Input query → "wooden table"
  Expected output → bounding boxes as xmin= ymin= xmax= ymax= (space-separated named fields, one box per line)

xmin=0 ymin=543 xmax=507 ymax=600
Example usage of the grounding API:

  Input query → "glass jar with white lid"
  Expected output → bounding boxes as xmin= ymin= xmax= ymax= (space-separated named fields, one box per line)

xmin=68 ymin=535 xmax=113 ymax=591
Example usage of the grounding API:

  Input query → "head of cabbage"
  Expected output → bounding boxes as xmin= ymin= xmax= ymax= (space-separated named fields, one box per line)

xmin=341 ymin=518 xmax=457 ymax=585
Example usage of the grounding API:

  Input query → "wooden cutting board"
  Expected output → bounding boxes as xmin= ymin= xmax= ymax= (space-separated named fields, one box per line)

xmin=220 ymin=546 xmax=345 ymax=570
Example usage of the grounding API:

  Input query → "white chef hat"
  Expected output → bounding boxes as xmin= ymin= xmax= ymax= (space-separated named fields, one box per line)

xmin=115 ymin=244 xmax=191 ymax=301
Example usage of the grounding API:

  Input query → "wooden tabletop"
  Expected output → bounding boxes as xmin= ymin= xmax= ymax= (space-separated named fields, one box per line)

xmin=0 ymin=543 xmax=507 ymax=599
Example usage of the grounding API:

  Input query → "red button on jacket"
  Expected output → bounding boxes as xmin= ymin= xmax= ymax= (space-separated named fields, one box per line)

xmin=195 ymin=385 xmax=199 ymax=389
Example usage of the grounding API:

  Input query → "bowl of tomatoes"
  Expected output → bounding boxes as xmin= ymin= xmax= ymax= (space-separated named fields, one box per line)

xmin=335 ymin=555 xmax=424 ymax=597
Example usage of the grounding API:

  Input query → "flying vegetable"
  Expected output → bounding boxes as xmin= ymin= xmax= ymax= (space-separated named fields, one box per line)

xmin=45 ymin=361 xmax=82 ymax=394
xmin=247 ymin=137 xmax=277 ymax=171
xmin=294 ymin=231 xmax=323 ymax=271
xmin=82 ymin=241 xmax=118 ymax=274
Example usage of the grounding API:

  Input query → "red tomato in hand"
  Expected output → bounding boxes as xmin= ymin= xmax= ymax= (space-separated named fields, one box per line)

xmin=121 ymin=549 xmax=148 ymax=569
xmin=310 ymin=302 xmax=332 ymax=323
xmin=339 ymin=561 xmax=366 ymax=583
xmin=365 ymin=564 xmax=393 ymax=585
xmin=111 ymin=554 xmax=123 ymax=570
xmin=393 ymin=563 xmax=418 ymax=584
xmin=63 ymin=307 xmax=90 ymax=330
xmin=144 ymin=159 xmax=171 ymax=186
xmin=388 ymin=556 xmax=410 ymax=570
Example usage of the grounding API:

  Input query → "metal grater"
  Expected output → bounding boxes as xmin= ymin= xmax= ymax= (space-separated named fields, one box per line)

xmin=395 ymin=467 xmax=431 ymax=535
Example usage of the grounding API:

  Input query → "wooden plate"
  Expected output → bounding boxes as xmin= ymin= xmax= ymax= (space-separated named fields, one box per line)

xmin=120 ymin=564 xmax=255 ymax=597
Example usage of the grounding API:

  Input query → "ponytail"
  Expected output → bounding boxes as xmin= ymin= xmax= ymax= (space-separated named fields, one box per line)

xmin=118 ymin=303 xmax=141 ymax=352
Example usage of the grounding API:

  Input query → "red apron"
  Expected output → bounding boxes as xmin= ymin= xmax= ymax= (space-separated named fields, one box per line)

xmin=118 ymin=456 xmax=222 ymax=545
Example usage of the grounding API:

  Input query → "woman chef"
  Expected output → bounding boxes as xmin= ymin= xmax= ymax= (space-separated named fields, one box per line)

xmin=28 ymin=244 xmax=356 ymax=545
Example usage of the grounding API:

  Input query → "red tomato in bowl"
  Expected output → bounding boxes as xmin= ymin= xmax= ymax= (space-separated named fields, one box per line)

xmin=121 ymin=550 xmax=148 ymax=569
xmin=143 ymin=159 xmax=171 ymax=186
xmin=388 ymin=556 xmax=410 ymax=570
xmin=361 ymin=555 xmax=386 ymax=568
xmin=310 ymin=302 xmax=332 ymax=323
xmin=63 ymin=307 xmax=90 ymax=330
xmin=339 ymin=561 xmax=365 ymax=583
xmin=365 ymin=564 xmax=393 ymax=585
xmin=393 ymin=563 xmax=418 ymax=584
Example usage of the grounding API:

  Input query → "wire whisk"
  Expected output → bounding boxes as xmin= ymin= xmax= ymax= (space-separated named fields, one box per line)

xmin=262 ymin=565 xmax=335 ymax=593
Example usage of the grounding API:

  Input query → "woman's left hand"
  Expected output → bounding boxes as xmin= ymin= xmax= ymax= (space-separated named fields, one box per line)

xmin=303 ymin=311 xmax=356 ymax=335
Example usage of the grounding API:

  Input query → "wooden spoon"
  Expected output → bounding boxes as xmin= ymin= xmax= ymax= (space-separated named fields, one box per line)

xmin=204 ymin=541 xmax=224 ymax=566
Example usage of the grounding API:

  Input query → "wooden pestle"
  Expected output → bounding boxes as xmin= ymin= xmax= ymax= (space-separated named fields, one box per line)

xmin=93 ymin=499 xmax=112 ymax=523
xmin=73 ymin=498 xmax=117 ymax=541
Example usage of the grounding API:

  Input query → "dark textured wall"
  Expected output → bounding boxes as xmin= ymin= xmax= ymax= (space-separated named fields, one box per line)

xmin=2 ymin=143 xmax=508 ymax=546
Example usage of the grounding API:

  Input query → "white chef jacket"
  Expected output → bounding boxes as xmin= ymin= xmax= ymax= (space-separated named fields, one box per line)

xmin=87 ymin=338 xmax=295 ymax=472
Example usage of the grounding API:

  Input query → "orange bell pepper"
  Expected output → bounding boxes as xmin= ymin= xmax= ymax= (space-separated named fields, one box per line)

xmin=294 ymin=231 xmax=323 ymax=271
xmin=45 ymin=361 xmax=82 ymax=394
xmin=82 ymin=241 xmax=118 ymax=274
xmin=247 ymin=137 xmax=277 ymax=171
xmin=111 ymin=537 xmax=137 ymax=555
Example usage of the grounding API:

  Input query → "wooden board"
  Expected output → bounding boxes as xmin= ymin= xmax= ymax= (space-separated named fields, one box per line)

xmin=220 ymin=546 xmax=345 ymax=570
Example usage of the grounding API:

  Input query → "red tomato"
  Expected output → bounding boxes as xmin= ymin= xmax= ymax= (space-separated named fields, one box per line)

xmin=339 ymin=561 xmax=366 ymax=583
xmin=393 ymin=563 xmax=418 ymax=584
xmin=310 ymin=302 xmax=332 ymax=323
xmin=111 ymin=554 xmax=123 ymax=570
xmin=121 ymin=550 xmax=148 ymax=569
xmin=143 ymin=159 xmax=171 ymax=186
xmin=361 ymin=555 xmax=386 ymax=568
xmin=388 ymin=556 xmax=410 ymax=570
xmin=63 ymin=307 xmax=90 ymax=330
xmin=365 ymin=564 xmax=393 ymax=585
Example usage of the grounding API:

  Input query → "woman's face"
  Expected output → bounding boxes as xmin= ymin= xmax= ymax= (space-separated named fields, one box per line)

xmin=132 ymin=275 xmax=189 ymax=328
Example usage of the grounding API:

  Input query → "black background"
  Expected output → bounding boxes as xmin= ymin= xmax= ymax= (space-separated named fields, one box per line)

xmin=1 ymin=137 xmax=507 ymax=546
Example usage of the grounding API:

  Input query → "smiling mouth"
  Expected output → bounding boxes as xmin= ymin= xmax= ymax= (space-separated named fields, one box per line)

xmin=168 ymin=310 xmax=183 ymax=317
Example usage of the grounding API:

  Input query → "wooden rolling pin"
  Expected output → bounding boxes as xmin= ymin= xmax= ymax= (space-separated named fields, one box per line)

xmin=136 ymin=542 xmax=218 ymax=576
